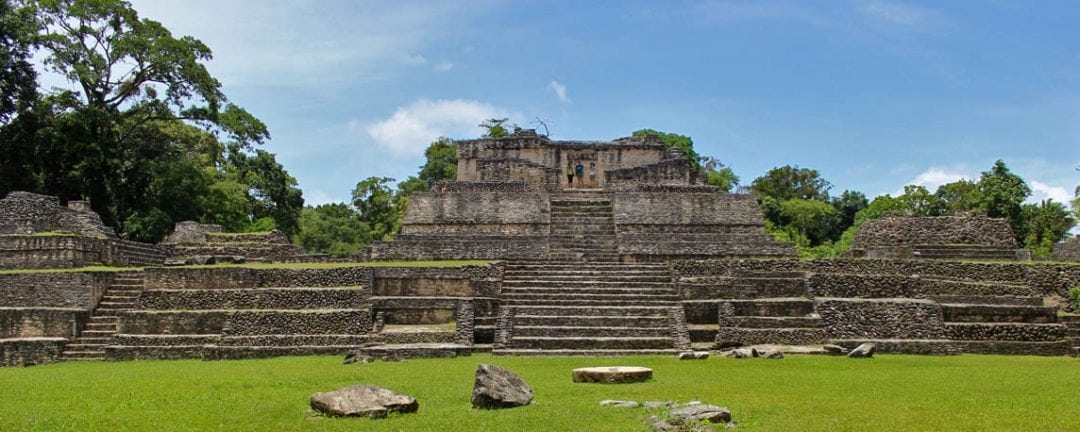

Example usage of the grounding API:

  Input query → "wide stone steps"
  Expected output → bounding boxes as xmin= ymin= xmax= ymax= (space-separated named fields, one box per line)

xmin=513 ymin=314 xmax=669 ymax=327
xmin=929 ymin=295 xmax=1043 ymax=306
xmin=504 ymin=298 xmax=676 ymax=306
xmin=494 ymin=349 xmax=678 ymax=356
xmin=503 ymin=279 xmax=672 ymax=286
xmin=504 ymin=263 xmax=666 ymax=270
xmin=722 ymin=316 xmax=823 ymax=328
xmin=510 ymin=336 xmax=672 ymax=350
xmin=512 ymin=326 xmax=670 ymax=338
xmin=502 ymin=287 xmax=678 ymax=296
xmin=716 ymin=327 xmax=828 ymax=347
xmin=63 ymin=350 xmax=105 ymax=360
xmin=508 ymin=305 xmax=670 ymax=317
xmin=63 ymin=273 xmax=147 ymax=362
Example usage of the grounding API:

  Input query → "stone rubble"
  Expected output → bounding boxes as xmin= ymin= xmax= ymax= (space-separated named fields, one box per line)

xmin=309 ymin=384 xmax=418 ymax=418
xmin=471 ymin=364 xmax=533 ymax=409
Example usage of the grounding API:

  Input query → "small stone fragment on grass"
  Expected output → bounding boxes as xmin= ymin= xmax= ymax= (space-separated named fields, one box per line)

xmin=848 ymin=343 xmax=876 ymax=358
xmin=762 ymin=350 xmax=784 ymax=359
xmin=309 ymin=385 xmax=418 ymax=418
xmin=678 ymin=351 xmax=710 ymax=360
xmin=341 ymin=352 xmax=374 ymax=365
xmin=668 ymin=403 xmax=733 ymax=425
xmin=823 ymin=344 xmax=848 ymax=355
xmin=644 ymin=400 xmax=676 ymax=409
xmin=600 ymin=399 xmax=640 ymax=408
xmin=471 ymin=364 xmax=533 ymax=409
xmin=723 ymin=348 xmax=753 ymax=359
xmin=572 ymin=366 xmax=653 ymax=383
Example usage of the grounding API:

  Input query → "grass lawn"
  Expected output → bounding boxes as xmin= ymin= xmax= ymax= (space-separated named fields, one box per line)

xmin=0 ymin=354 xmax=1077 ymax=431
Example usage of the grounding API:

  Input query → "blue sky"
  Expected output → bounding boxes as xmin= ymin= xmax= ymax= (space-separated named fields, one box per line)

xmin=122 ymin=0 xmax=1079 ymax=206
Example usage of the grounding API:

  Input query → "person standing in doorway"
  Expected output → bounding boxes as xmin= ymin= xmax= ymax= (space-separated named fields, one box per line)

xmin=575 ymin=162 xmax=585 ymax=188
xmin=565 ymin=161 xmax=575 ymax=188
xmin=588 ymin=162 xmax=597 ymax=188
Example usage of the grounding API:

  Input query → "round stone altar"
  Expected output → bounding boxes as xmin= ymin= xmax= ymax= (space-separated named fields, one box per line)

xmin=571 ymin=366 xmax=653 ymax=384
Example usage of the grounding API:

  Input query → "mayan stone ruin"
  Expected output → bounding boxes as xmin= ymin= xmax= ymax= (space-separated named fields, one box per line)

xmin=2 ymin=131 xmax=1079 ymax=366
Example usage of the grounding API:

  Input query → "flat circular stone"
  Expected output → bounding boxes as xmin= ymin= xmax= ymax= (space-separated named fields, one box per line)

xmin=572 ymin=366 xmax=653 ymax=384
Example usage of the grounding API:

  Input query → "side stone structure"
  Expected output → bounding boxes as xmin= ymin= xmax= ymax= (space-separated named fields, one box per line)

xmin=850 ymin=213 xmax=1029 ymax=260
xmin=0 ymin=271 xmax=116 ymax=365
xmin=0 ymin=192 xmax=164 ymax=269
xmin=159 ymin=221 xmax=312 ymax=263
xmin=1052 ymin=235 xmax=1080 ymax=261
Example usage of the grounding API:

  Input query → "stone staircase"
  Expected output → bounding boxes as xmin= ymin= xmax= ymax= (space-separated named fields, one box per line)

xmin=494 ymin=262 xmax=684 ymax=355
xmin=547 ymin=194 xmax=618 ymax=262
xmin=62 ymin=272 xmax=143 ymax=360
xmin=910 ymin=245 xmax=1027 ymax=261
xmin=714 ymin=270 xmax=826 ymax=348
xmin=1061 ymin=315 xmax=1080 ymax=357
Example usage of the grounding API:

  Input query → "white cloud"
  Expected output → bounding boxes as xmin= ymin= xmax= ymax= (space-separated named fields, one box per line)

xmin=402 ymin=54 xmax=428 ymax=66
xmin=856 ymin=0 xmax=949 ymax=33
xmin=305 ymin=190 xmax=340 ymax=206
xmin=548 ymin=80 xmax=570 ymax=103
xmin=897 ymin=167 xmax=972 ymax=195
xmin=1029 ymin=180 xmax=1071 ymax=204
xmin=434 ymin=61 xmax=455 ymax=72
xmin=364 ymin=99 xmax=514 ymax=157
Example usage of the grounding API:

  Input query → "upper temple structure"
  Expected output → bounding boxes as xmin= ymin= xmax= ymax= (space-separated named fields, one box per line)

xmin=367 ymin=130 xmax=796 ymax=262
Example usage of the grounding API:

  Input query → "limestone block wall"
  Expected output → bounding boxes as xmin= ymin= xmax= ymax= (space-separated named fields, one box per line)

xmin=0 ymin=307 xmax=89 ymax=338
xmin=0 ymin=192 xmax=113 ymax=238
xmin=852 ymin=214 xmax=1017 ymax=248
xmin=613 ymin=192 xmax=795 ymax=259
xmin=0 ymin=271 xmax=113 ymax=309
xmin=373 ymin=190 xmax=551 ymax=260
xmin=1052 ymin=236 xmax=1080 ymax=261
xmin=0 ymin=337 xmax=66 ymax=366
xmin=816 ymin=299 xmax=945 ymax=339
xmin=0 ymin=236 xmax=108 ymax=269
xmin=368 ymin=265 xmax=501 ymax=343
xmin=603 ymin=159 xmax=692 ymax=189
xmin=144 ymin=266 xmax=373 ymax=290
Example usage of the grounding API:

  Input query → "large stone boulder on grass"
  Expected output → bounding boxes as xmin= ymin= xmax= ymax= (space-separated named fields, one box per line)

xmin=471 ymin=364 xmax=533 ymax=409
xmin=310 ymin=385 xmax=418 ymax=418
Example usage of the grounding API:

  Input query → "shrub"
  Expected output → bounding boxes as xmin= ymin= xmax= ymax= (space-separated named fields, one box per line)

xmin=1069 ymin=287 xmax=1080 ymax=312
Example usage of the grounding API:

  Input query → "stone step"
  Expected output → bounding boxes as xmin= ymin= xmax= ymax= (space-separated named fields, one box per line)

xmin=113 ymin=334 xmax=221 ymax=346
xmin=941 ymin=304 xmax=1057 ymax=323
xmin=88 ymin=316 xmax=118 ymax=323
xmin=503 ymin=278 xmax=672 ymax=285
xmin=502 ymin=287 xmax=678 ymax=296
xmin=74 ymin=337 xmax=113 ymax=344
xmin=503 ymin=292 xmax=678 ymax=302
xmin=732 ymin=271 xmax=807 ymax=279
xmin=715 ymin=327 xmax=828 ymax=347
xmin=61 ymin=350 xmax=105 ymax=359
xmin=505 ymin=268 xmax=669 ymax=275
xmin=509 ymin=336 xmax=673 ymax=350
xmin=203 ymin=345 xmax=360 ymax=360
xmin=505 ymin=262 xmax=666 ymax=269
xmin=65 ymin=343 xmax=108 ymax=350
xmin=79 ymin=330 xmax=116 ymax=338
xmin=721 ymin=316 xmax=823 ymax=329
xmin=508 ymin=305 xmax=670 ymax=317
xmin=681 ymin=283 xmax=807 ymax=299
xmin=493 ymin=349 xmax=678 ymax=356
xmin=726 ymin=298 xmax=816 ymax=317
xmin=513 ymin=314 xmax=669 ymax=327
xmin=944 ymin=323 xmax=1066 ymax=341
xmin=106 ymin=345 xmax=206 ymax=360
xmin=504 ymin=298 xmax=677 ymax=306
xmin=928 ymin=295 xmax=1043 ymax=306
xmin=512 ymin=326 xmax=671 ymax=338
xmin=84 ymin=322 xmax=117 ymax=331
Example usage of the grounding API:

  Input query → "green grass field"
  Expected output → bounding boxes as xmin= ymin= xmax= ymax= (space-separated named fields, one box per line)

xmin=0 ymin=354 xmax=1077 ymax=431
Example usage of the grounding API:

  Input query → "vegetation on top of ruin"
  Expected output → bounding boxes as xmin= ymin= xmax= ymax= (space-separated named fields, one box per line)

xmin=0 ymin=354 xmax=1077 ymax=431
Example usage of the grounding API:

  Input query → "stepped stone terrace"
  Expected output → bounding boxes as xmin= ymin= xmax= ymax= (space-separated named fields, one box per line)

xmin=2 ymin=132 xmax=1080 ymax=365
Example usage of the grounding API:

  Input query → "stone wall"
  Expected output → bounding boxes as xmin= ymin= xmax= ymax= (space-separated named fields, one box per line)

xmin=0 ymin=192 xmax=113 ymax=238
xmin=0 ymin=337 xmax=65 ymax=366
xmin=455 ymin=131 xmax=673 ymax=189
xmin=613 ymin=192 xmax=795 ymax=259
xmin=371 ymin=190 xmax=551 ymax=260
xmin=0 ymin=307 xmax=88 ymax=338
xmin=603 ymin=159 xmax=692 ymax=190
xmin=1052 ymin=236 xmax=1080 ymax=261
xmin=852 ymin=213 xmax=1017 ymax=248
xmin=160 ymin=222 xmax=307 ymax=263
xmin=0 ymin=271 xmax=113 ymax=309
xmin=816 ymin=299 xmax=945 ymax=339
xmin=144 ymin=266 xmax=373 ymax=290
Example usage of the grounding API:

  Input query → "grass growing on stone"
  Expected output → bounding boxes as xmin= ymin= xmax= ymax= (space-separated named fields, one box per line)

xmin=0 ymin=266 xmax=142 ymax=275
xmin=1 ymin=354 xmax=1077 ymax=431
xmin=185 ymin=260 xmax=491 ymax=270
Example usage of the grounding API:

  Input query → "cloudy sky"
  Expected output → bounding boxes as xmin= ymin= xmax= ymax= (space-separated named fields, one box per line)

xmin=124 ymin=0 xmax=1079 ymax=206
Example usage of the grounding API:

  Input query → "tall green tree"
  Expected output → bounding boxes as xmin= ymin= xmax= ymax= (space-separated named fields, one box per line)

xmin=0 ymin=0 xmax=35 ymax=123
xmin=935 ymin=179 xmax=982 ymax=214
xmin=18 ymin=0 xmax=269 ymax=227
xmin=1020 ymin=200 xmax=1075 ymax=258
xmin=977 ymin=160 xmax=1030 ymax=243
xmin=293 ymin=203 xmax=371 ymax=257
xmin=751 ymin=165 xmax=832 ymax=202
xmin=418 ymin=136 xmax=457 ymax=185
xmin=351 ymin=177 xmax=398 ymax=241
